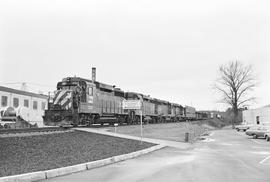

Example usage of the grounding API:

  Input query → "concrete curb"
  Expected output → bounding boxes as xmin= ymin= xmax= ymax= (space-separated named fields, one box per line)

xmin=0 ymin=144 xmax=165 ymax=182
xmin=86 ymin=144 xmax=164 ymax=170
xmin=0 ymin=171 xmax=45 ymax=182
xmin=45 ymin=163 xmax=87 ymax=179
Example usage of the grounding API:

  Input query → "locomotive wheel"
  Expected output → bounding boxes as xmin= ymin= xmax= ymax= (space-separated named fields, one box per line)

xmin=87 ymin=116 xmax=95 ymax=126
xmin=162 ymin=117 xmax=165 ymax=123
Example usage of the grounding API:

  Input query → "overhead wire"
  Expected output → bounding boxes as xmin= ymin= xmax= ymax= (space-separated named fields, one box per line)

xmin=0 ymin=82 xmax=55 ymax=94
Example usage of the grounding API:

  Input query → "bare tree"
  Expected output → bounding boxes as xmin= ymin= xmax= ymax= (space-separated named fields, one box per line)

xmin=214 ymin=61 xmax=257 ymax=127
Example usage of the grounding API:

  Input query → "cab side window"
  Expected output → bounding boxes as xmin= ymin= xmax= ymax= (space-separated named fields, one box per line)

xmin=88 ymin=87 xmax=93 ymax=96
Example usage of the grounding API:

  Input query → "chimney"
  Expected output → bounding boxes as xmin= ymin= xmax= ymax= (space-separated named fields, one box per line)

xmin=92 ymin=67 xmax=96 ymax=82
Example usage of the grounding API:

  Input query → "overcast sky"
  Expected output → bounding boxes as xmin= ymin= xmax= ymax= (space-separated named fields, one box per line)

xmin=0 ymin=0 xmax=269 ymax=111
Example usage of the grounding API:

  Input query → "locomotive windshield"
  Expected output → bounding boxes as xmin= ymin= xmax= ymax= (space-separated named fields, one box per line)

xmin=57 ymin=78 xmax=84 ymax=91
xmin=61 ymin=85 xmax=78 ymax=90
xmin=57 ymin=81 xmax=79 ymax=90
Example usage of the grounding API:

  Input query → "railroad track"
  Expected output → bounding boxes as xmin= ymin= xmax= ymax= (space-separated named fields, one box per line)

xmin=0 ymin=127 xmax=70 ymax=135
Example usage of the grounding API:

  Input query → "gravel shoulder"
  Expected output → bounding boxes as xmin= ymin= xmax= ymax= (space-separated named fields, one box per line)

xmin=0 ymin=130 xmax=155 ymax=177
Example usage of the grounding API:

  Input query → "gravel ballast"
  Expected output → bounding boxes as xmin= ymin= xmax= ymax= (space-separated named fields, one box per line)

xmin=0 ymin=130 xmax=155 ymax=177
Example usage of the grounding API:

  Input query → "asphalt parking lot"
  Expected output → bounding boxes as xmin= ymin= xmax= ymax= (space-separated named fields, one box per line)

xmin=235 ymin=129 xmax=270 ymax=146
xmin=43 ymin=129 xmax=270 ymax=182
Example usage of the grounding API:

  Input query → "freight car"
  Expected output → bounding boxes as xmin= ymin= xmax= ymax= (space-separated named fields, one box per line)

xmin=44 ymin=68 xmax=195 ymax=126
xmin=0 ymin=86 xmax=48 ymax=128
xmin=184 ymin=106 xmax=196 ymax=120
xmin=195 ymin=111 xmax=207 ymax=120
xmin=171 ymin=103 xmax=185 ymax=121
xmin=124 ymin=92 xmax=185 ymax=124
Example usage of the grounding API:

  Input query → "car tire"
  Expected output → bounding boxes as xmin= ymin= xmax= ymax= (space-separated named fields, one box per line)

xmin=237 ymin=129 xmax=240 ymax=132
xmin=253 ymin=135 xmax=257 ymax=139
xmin=266 ymin=136 xmax=270 ymax=142
xmin=243 ymin=129 xmax=246 ymax=132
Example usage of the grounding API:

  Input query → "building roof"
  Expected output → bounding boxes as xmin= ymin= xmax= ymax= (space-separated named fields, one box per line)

xmin=0 ymin=86 xmax=48 ymax=99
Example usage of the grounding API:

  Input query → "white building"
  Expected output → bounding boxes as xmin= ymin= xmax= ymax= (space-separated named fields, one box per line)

xmin=242 ymin=105 xmax=270 ymax=126
xmin=0 ymin=86 xmax=48 ymax=127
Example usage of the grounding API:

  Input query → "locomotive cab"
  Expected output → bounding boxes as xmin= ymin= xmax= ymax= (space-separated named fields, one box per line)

xmin=45 ymin=77 xmax=95 ymax=126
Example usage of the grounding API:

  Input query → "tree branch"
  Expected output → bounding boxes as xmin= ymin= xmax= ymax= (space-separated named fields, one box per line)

xmin=214 ymin=60 xmax=257 ymax=122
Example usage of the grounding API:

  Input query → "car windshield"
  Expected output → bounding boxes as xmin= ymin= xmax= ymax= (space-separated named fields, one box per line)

xmin=249 ymin=126 xmax=270 ymax=130
xmin=265 ymin=126 xmax=270 ymax=131
xmin=249 ymin=126 xmax=259 ymax=130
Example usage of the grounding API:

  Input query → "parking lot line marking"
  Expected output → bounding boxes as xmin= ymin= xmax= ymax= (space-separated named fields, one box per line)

xmin=235 ymin=132 xmax=246 ymax=137
xmin=252 ymin=146 xmax=270 ymax=149
xmin=251 ymin=139 xmax=264 ymax=145
xmin=259 ymin=155 xmax=270 ymax=164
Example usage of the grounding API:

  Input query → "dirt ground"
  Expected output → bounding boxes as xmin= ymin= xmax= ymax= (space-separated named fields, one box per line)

xmin=106 ymin=121 xmax=209 ymax=142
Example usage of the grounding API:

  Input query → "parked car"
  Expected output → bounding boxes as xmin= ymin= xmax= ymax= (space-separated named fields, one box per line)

xmin=245 ymin=125 xmax=270 ymax=139
xmin=235 ymin=124 xmax=253 ymax=132
xmin=264 ymin=132 xmax=270 ymax=142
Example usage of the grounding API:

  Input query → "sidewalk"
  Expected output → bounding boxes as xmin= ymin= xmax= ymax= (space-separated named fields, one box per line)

xmin=76 ymin=128 xmax=192 ymax=150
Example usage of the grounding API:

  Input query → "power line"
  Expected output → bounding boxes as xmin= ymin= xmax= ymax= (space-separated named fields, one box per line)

xmin=0 ymin=82 xmax=55 ymax=94
xmin=27 ymin=82 xmax=55 ymax=87
xmin=0 ymin=82 xmax=55 ymax=87
xmin=0 ymin=82 xmax=22 ymax=85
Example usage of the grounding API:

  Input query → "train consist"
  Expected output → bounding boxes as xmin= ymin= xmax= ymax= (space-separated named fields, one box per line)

xmin=44 ymin=68 xmax=198 ymax=126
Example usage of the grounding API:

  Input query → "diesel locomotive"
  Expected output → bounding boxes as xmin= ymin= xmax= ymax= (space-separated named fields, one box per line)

xmin=44 ymin=68 xmax=193 ymax=126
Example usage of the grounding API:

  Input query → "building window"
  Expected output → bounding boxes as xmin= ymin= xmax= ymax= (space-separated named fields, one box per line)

xmin=13 ymin=98 xmax=19 ymax=108
xmin=41 ymin=102 xmax=46 ymax=110
xmin=24 ymin=99 xmax=29 ymax=108
xmin=33 ymin=101 xmax=38 ymax=110
xmin=1 ymin=96 xmax=8 ymax=107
